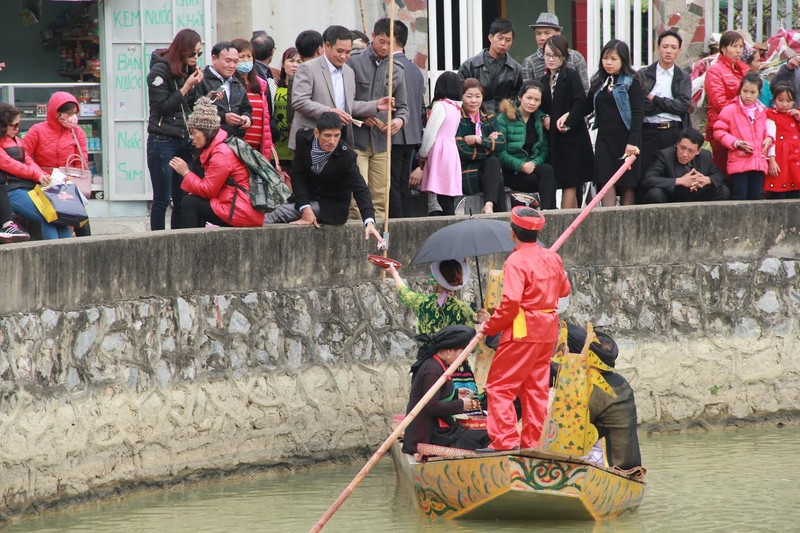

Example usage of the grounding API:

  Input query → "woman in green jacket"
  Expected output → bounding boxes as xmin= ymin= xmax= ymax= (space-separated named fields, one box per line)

xmin=494 ymin=81 xmax=558 ymax=209
xmin=456 ymin=78 xmax=507 ymax=214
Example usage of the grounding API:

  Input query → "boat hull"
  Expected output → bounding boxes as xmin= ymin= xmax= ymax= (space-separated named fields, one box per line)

xmin=391 ymin=445 xmax=645 ymax=521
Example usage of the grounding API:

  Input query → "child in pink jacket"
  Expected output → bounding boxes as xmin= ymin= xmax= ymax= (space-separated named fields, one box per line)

xmin=713 ymin=73 xmax=773 ymax=200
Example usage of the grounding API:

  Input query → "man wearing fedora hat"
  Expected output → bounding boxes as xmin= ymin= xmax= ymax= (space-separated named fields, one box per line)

xmin=458 ymin=18 xmax=523 ymax=113
xmin=522 ymin=12 xmax=589 ymax=93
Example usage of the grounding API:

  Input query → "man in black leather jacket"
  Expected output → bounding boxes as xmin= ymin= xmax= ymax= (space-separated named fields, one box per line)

xmin=458 ymin=18 xmax=523 ymax=114
xmin=198 ymin=41 xmax=253 ymax=139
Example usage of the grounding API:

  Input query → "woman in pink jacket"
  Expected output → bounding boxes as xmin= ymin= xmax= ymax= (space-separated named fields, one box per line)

xmin=704 ymin=30 xmax=748 ymax=176
xmin=23 ymin=91 xmax=92 ymax=236
xmin=713 ymin=73 xmax=772 ymax=200
xmin=168 ymin=97 xmax=264 ymax=227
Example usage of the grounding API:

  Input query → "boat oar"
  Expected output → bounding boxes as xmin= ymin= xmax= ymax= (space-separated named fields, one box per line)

xmin=549 ymin=155 xmax=636 ymax=253
xmin=309 ymin=333 xmax=482 ymax=532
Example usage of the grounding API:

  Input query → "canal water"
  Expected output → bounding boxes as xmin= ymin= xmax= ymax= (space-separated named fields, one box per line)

xmin=2 ymin=424 xmax=797 ymax=533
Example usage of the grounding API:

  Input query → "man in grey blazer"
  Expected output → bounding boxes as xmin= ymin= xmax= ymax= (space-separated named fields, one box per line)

xmin=289 ymin=25 xmax=392 ymax=152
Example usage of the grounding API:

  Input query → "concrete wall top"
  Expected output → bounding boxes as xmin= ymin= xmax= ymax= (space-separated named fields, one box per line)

xmin=1 ymin=201 xmax=798 ymax=315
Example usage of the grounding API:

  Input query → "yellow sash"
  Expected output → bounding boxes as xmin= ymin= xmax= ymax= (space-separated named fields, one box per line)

xmin=512 ymin=308 xmax=556 ymax=339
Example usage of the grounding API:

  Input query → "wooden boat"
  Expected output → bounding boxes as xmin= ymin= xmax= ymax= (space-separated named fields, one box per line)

xmin=390 ymin=323 xmax=646 ymax=521
xmin=390 ymin=442 xmax=645 ymax=520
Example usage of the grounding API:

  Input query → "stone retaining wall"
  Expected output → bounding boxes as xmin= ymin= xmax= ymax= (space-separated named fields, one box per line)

xmin=0 ymin=201 xmax=798 ymax=518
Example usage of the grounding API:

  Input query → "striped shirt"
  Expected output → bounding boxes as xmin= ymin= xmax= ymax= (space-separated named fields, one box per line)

xmin=244 ymin=91 xmax=264 ymax=151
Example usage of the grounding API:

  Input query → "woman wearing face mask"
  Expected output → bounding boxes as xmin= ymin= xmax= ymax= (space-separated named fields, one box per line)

xmin=0 ymin=103 xmax=71 ymax=240
xmin=22 ymin=91 xmax=92 ymax=236
xmin=232 ymin=38 xmax=273 ymax=159
xmin=146 ymin=28 xmax=204 ymax=231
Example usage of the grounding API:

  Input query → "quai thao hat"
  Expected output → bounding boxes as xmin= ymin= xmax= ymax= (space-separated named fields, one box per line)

xmin=511 ymin=206 xmax=545 ymax=231
xmin=530 ymin=13 xmax=562 ymax=31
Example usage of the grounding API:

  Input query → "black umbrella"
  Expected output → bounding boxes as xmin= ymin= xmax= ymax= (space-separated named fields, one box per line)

xmin=409 ymin=218 xmax=515 ymax=303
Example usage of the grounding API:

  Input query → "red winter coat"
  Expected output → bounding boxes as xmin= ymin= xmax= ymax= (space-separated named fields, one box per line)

xmin=704 ymin=55 xmax=748 ymax=140
xmin=181 ymin=129 xmax=264 ymax=227
xmin=482 ymin=242 xmax=571 ymax=345
xmin=0 ymin=136 xmax=44 ymax=189
xmin=713 ymin=98 xmax=770 ymax=175
xmin=243 ymin=76 xmax=273 ymax=159
xmin=22 ymin=91 xmax=89 ymax=173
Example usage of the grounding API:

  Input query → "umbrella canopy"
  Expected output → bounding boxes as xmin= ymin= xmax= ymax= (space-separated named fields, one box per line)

xmin=409 ymin=218 xmax=515 ymax=266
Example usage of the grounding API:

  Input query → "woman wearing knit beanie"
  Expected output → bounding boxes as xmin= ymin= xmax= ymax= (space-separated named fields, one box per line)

xmin=168 ymin=97 xmax=265 ymax=227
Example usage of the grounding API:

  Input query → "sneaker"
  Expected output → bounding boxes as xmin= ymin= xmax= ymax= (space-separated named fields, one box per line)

xmin=0 ymin=222 xmax=31 ymax=243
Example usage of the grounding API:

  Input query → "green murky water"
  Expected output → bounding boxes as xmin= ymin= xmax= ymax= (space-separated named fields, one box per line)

xmin=3 ymin=425 xmax=797 ymax=532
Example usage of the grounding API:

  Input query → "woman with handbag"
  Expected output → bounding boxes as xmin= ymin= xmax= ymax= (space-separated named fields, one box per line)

xmin=146 ymin=28 xmax=204 ymax=230
xmin=23 ymin=91 xmax=92 ymax=236
xmin=168 ymin=97 xmax=265 ymax=228
xmin=0 ymin=103 xmax=71 ymax=240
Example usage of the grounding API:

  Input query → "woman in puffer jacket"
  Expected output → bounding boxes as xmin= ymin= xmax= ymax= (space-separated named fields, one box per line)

xmin=0 ymin=103 xmax=71 ymax=239
xmin=494 ymin=81 xmax=558 ymax=209
xmin=146 ymin=28 xmax=204 ymax=230
xmin=23 ymin=91 xmax=92 ymax=236
xmin=168 ymin=97 xmax=264 ymax=227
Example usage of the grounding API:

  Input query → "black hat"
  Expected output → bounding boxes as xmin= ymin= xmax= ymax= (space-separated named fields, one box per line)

xmin=410 ymin=325 xmax=475 ymax=373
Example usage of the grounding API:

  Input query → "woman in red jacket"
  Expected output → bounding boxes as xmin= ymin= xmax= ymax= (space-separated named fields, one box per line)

xmin=23 ymin=91 xmax=92 ymax=236
xmin=232 ymin=38 xmax=273 ymax=159
xmin=168 ymin=97 xmax=264 ymax=227
xmin=704 ymin=30 xmax=748 ymax=176
xmin=0 ymin=103 xmax=71 ymax=239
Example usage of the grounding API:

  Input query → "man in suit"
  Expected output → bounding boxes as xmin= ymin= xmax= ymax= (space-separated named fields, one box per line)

xmin=289 ymin=25 xmax=392 ymax=152
xmin=266 ymin=112 xmax=384 ymax=246
xmin=198 ymin=41 xmax=253 ymax=139
xmin=639 ymin=30 xmax=692 ymax=174
xmin=348 ymin=18 xmax=409 ymax=221
xmin=390 ymin=20 xmax=425 ymax=219
xmin=641 ymin=128 xmax=730 ymax=203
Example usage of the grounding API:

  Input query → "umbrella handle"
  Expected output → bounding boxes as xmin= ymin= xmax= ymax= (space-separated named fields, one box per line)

xmin=475 ymin=255 xmax=483 ymax=307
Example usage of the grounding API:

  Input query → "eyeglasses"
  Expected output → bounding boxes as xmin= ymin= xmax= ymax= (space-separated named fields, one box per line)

xmin=9 ymin=122 xmax=20 ymax=130
xmin=544 ymin=53 xmax=563 ymax=60
xmin=188 ymin=51 xmax=203 ymax=58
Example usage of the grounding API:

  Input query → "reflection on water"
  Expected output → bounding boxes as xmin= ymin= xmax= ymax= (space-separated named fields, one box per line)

xmin=2 ymin=425 xmax=797 ymax=533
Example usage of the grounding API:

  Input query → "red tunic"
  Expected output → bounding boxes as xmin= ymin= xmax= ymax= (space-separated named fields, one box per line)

xmin=766 ymin=109 xmax=800 ymax=192
xmin=482 ymin=242 xmax=571 ymax=450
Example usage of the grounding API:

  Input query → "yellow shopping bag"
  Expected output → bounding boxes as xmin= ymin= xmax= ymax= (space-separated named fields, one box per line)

xmin=28 ymin=185 xmax=58 ymax=223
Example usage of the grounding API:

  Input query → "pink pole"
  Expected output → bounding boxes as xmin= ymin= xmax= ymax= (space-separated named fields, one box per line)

xmin=309 ymin=335 xmax=482 ymax=532
xmin=549 ymin=155 xmax=636 ymax=253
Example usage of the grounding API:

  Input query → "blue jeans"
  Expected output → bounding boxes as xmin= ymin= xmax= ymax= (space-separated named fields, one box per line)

xmin=8 ymin=188 xmax=73 ymax=240
xmin=730 ymin=171 xmax=764 ymax=200
xmin=147 ymin=134 xmax=192 ymax=230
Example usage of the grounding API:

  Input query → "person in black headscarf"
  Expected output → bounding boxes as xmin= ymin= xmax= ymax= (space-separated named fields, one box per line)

xmin=401 ymin=325 xmax=492 ymax=454
xmin=553 ymin=323 xmax=642 ymax=470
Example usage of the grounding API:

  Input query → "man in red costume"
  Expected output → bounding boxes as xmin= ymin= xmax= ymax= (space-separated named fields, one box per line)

xmin=477 ymin=206 xmax=571 ymax=451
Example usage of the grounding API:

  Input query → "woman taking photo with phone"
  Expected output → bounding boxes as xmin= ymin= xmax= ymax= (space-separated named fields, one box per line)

xmin=146 ymin=29 xmax=204 ymax=230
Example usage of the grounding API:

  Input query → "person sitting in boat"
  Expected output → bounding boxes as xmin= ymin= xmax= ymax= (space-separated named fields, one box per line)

xmin=386 ymin=260 xmax=489 ymax=399
xmin=556 ymin=322 xmax=643 ymax=470
xmin=401 ymin=325 xmax=492 ymax=454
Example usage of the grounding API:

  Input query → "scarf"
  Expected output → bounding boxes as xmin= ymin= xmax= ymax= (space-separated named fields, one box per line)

xmin=310 ymin=137 xmax=333 ymax=174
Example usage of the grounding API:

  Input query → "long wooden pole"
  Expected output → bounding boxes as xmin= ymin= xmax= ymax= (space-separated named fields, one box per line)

xmin=359 ymin=0 xmax=368 ymax=34
xmin=549 ymin=155 xmax=636 ymax=253
xmin=309 ymin=334 xmax=482 ymax=533
xmin=381 ymin=2 xmax=396 ymax=252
